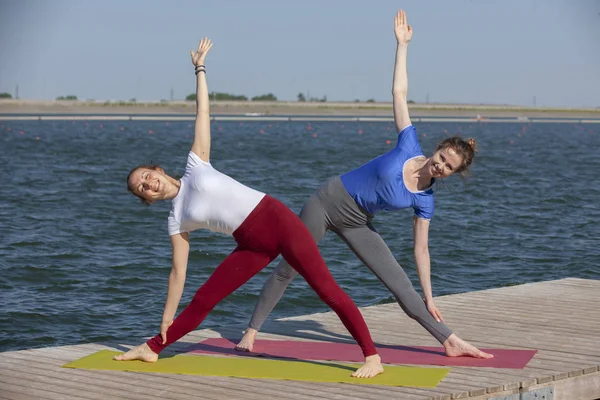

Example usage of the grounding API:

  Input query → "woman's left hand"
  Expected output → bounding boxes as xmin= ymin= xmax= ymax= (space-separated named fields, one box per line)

xmin=426 ymin=300 xmax=445 ymax=323
xmin=190 ymin=37 xmax=213 ymax=67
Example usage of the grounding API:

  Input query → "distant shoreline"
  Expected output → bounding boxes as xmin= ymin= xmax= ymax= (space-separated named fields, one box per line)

xmin=1 ymin=99 xmax=600 ymax=119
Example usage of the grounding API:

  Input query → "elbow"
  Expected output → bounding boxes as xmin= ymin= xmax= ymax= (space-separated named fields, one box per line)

xmin=170 ymin=265 xmax=186 ymax=279
xmin=414 ymin=245 xmax=429 ymax=259
xmin=392 ymin=89 xmax=408 ymax=100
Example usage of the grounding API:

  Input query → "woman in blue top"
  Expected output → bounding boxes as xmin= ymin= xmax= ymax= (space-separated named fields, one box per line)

xmin=237 ymin=10 xmax=493 ymax=359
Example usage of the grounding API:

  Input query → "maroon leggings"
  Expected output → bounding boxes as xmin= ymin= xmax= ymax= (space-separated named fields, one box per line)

xmin=146 ymin=195 xmax=377 ymax=357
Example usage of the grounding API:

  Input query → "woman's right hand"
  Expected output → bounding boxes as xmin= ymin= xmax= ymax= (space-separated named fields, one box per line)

xmin=394 ymin=10 xmax=413 ymax=45
xmin=190 ymin=37 xmax=214 ymax=67
xmin=160 ymin=320 xmax=173 ymax=344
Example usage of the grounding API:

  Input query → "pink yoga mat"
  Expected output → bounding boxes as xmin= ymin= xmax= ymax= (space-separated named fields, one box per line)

xmin=187 ymin=338 xmax=537 ymax=369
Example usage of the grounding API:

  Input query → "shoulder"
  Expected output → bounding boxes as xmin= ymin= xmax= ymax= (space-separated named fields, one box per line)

xmin=396 ymin=125 xmax=420 ymax=151
xmin=187 ymin=151 xmax=212 ymax=169
xmin=397 ymin=125 xmax=416 ymax=138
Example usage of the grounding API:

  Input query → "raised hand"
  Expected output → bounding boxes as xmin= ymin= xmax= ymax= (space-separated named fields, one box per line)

xmin=190 ymin=37 xmax=213 ymax=67
xmin=394 ymin=10 xmax=413 ymax=45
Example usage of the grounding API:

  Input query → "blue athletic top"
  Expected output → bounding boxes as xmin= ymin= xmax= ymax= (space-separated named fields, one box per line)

xmin=340 ymin=125 xmax=435 ymax=220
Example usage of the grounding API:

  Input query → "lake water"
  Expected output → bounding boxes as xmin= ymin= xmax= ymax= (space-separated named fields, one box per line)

xmin=1 ymin=119 xmax=598 ymax=352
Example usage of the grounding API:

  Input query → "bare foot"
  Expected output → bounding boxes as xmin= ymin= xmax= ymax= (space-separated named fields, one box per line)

xmin=234 ymin=328 xmax=257 ymax=352
xmin=113 ymin=343 xmax=158 ymax=362
xmin=351 ymin=354 xmax=384 ymax=378
xmin=443 ymin=334 xmax=494 ymax=359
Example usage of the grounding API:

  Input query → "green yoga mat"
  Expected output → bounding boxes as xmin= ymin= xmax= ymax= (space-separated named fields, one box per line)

xmin=63 ymin=350 xmax=449 ymax=388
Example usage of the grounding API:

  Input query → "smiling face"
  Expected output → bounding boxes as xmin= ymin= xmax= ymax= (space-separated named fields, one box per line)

xmin=127 ymin=166 xmax=172 ymax=204
xmin=428 ymin=146 xmax=464 ymax=178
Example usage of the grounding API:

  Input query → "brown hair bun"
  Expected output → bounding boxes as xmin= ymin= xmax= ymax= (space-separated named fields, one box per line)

xmin=467 ymin=138 xmax=477 ymax=152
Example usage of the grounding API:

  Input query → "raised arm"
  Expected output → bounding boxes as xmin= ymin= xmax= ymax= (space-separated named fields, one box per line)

xmin=392 ymin=10 xmax=413 ymax=132
xmin=190 ymin=38 xmax=214 ymax=163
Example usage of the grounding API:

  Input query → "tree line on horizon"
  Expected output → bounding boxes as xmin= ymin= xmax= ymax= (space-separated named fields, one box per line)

xmin=185 ymin=92 xmax=282 ymax=102
xmin=184 ymin=92 xmax=368 ymax=102
xmin=0 ymin=91 xmax=414 ymax=103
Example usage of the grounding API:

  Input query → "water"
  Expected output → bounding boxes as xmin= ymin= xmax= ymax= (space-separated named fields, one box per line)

xmin=1 ymin=119 xmax=599 ymax=352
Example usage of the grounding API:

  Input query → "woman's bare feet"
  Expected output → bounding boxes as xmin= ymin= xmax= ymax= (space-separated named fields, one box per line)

xmin=113 ymin=343 xmax=158 ymax=362
xmin=351 ymin=354 xmax=384 ymax=378
xmin=235 ymin=328 xmax=258 ymax=352
xmin=443 ymin=334 xmax=494 ymax=358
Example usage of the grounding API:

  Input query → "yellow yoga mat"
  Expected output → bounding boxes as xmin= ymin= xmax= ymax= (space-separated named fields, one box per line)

xmin=63 ymin=350 xmax=449 ymax=388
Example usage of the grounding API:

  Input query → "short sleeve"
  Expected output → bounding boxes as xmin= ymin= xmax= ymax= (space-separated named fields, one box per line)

xmin=395 ymin=124 xmax=415 ymax=148
xmin=414 ymin=193 xmax=434 ymax=220
xmin=186 ymin=151 xmax=211 ymax=171
xmin=168 ymin=210 xmax=182 ymax=236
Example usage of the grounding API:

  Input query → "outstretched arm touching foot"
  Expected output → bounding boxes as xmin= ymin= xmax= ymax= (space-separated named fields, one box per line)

xmin=159 ymin=233 xmax=191 ymax=340
xmin=413 ymin=216 xmax=445 ymax=322
xmin=414 ymin=219 xmax=493 ymax=359
xmin=114 ymin=231 xmax=191 ymax=361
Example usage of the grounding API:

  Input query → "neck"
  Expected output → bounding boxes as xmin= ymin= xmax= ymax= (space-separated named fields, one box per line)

xmin=411 ymin=157 xmax=434 ymax=191
xmin=414 ymin=157 xmax=433 ymax=179
xmin=165 ymin=175 xmax=181 ymax=200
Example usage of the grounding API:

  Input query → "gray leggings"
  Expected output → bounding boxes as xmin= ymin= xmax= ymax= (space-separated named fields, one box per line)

xmin=248 ymin=176 xmax=453 ymax=344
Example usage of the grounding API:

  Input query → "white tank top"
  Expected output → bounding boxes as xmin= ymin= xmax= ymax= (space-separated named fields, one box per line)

xmin=168 ymin=152 xmax=266 ymax=236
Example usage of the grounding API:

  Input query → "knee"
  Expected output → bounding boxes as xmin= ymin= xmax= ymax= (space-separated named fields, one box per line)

xmin=314 ymin=285 xmax=352 ymax=308
xmin=275 ymin=265 xmax=297 ymax=282
xmin=394 ymin=295 xmax=421 ymax=320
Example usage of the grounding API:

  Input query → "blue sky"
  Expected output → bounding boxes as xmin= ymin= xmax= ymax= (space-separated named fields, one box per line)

xmin=1 ymin=0 xmax=599 ymax=107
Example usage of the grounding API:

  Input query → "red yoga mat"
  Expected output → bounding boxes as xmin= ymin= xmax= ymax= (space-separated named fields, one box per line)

xmin=187 ymin=338 xmax=537 ymax=369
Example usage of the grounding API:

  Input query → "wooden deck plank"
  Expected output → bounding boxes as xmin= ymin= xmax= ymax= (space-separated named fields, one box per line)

xmin=0 ymin=375 xmax=134 ymax=400
xmin=0 ymin=380 xmax=88 ymax=400
xmin=0 ymin=389 xmax=45 ymax=400
xmin=358 ymin=303 xmax=597 ymax=330
xmin=364 ymin=300 xmax=599 ymax=327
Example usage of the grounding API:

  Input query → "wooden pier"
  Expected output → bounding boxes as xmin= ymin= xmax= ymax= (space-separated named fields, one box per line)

xmin=1 ymin=278 xmax=599 ymax=400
